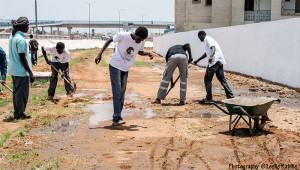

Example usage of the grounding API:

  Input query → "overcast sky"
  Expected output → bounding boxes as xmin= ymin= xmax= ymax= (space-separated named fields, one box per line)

xmin=1 ymin=0 xmax=175 ymax=22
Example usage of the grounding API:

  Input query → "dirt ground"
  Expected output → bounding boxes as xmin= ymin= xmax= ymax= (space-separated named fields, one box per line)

xmin=0 ymin=48 xmax=300 ymax=169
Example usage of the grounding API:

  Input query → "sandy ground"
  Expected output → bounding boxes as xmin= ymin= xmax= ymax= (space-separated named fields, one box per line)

xmin=0 ymin=48 xmax=299 ymax=169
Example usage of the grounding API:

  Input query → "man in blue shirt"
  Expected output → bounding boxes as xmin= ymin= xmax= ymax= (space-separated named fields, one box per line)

xmin=0 ymin=47 xmax=7 ymax=95
xmin=8 ymin=16 xmax=35 ymax=119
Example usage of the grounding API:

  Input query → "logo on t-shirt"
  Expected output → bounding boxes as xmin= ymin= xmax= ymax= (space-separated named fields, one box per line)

xmin=122 ymin=47 xmax=134 ymax=61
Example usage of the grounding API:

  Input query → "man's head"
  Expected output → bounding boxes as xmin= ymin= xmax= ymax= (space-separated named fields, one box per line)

xmin=134 ymin=26 xmax=148 ymax=43
xmin=198 ymin=30 xmax=206 ymax=42
xmin=11 ymin=16 xmax=29 ymax=36
xmin=30 ymin=34 xmax=33 ymax=39
xmin=56 ymin=42 xmax=65 ymax=54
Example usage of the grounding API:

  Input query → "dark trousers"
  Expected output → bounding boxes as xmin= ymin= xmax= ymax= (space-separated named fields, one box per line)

xmin=31 ymin=51 xmax=37 ymax=65
xmin=48 ymin=62 xmax=73 ymax=97
xmin=109 ymin=64 xmax=128 ymax=120
xmin=204 ymin=61 xmax=234 ymax=100
xmin=12 ymin=76 xmax=29 ymax=118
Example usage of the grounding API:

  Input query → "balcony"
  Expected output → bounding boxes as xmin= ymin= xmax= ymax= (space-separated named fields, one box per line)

xmin=245 ymin=10 xmax=271 ymax=22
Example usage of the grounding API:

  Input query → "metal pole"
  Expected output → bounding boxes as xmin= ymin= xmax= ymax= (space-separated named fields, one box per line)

xmin=35 ymin=0 xmax=38 ymax=38
xmin=119 ymin=10 xmax=120 ymax=32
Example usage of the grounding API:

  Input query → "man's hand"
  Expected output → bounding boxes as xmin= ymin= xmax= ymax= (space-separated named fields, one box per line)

xmin=61 ymin=71 xmax=66 ymax=78
xmin=1 ymin=81 xmax=5 ymax=86
xmin=29 ymin=74 xmax=35 ymax=83
xmin=208 ymin=58 xmax=212 ymax=63
xmin=193 ymin=60 xmax=199 ymax=65
xmin=148 ymin=53 xmax=153 ymax=60
xmin=46 ymin=60 xmax=51 ymax=65
xmin=188 ymin=57 xmax=193 ymax=64
xmin=95 ymin=54 xmax=102 ymax=64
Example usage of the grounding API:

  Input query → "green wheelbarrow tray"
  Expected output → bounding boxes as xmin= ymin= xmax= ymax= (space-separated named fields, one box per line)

xmin=210 ymin=97 xmax=280 ymax=135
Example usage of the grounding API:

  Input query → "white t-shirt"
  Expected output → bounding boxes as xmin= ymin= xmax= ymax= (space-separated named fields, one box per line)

xmin=109 ymin=32 xmax=145 ymax=72
xmin=43 ymin=44 xmax=70 ymax=63
xmin=204 ymin=35 xmax=226 ymax=67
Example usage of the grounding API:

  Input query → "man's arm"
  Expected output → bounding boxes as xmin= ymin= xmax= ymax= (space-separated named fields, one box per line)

xmin=193 ymin=53 xmax=207 ymax=65
xmin=0 ymin=53 xmax=7 ymax=85
xmin=19 ymin=53 xmax=34 ymax=83
xmin=42 ymin=46 xmax=51 ymax=65
xmin=185 ymin=44 xmax=193 ymax=64
xmin=208 ymin=46 xmax=216 ymax=63
xmin=138 ymin=51 xmax=153 ymax=60
xmin=95 ymin=38 xmax=113 ymax=64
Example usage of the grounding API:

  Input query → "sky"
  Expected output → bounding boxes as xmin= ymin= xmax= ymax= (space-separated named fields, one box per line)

xmin=0 ymin=0 xmax=175 ymax=22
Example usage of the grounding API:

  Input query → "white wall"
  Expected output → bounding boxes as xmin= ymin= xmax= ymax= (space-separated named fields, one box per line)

xmin=153 ymin=17 xmax=300 ymax=88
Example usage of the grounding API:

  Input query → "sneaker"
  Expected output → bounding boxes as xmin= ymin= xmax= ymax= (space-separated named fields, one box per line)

xmin=179 ymin=101 xmax=185 ymax=105
xmin=118 ymin=119 xmax=126 ymax=125
xmin=200 ymin=98 xmax=212 ymax=104
xmin=47 ymin=96 xmax=53 ymax=100
xmin=14 ymin=114 xmax=31 ymax=120
xmin=112 ymin=120 xmax=119 ymax=126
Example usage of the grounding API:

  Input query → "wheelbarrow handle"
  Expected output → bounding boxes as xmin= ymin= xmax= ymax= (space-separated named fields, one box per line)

xmin=209 ymin=102 xmax=230 ymax=115
xmin=232 ymin=106 xmax=256 ymax=118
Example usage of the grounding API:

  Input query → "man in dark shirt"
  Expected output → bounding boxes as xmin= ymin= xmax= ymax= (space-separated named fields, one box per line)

xmin=155 ymin=44 xmax=193 ymax=105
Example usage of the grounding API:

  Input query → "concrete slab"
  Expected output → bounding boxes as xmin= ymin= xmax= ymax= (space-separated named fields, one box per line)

xmin=33 ymin=72 xmax=51 ymax=82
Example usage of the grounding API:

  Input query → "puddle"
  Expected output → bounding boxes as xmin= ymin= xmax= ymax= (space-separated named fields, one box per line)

xmin=195 ymin=112 xmax=220 ymax=118
xmin=39 ymin=120 xmax=80 ymax=134
xmin=56 ymin=94 xmax=67 ymax=98
xmin=73 ymin=93 xmax=87 ymax=98
xmin=85 ymin=101 xmax=114 ymax=126
xmin=93 ymin=94 xmax=104 ymax=99
xmin=126 ymin=93 xmax=140 ymax=101
xmin=144 ymin=109 xmax=156 ymax=119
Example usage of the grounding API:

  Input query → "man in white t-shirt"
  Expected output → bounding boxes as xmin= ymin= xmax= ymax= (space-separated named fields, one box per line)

xmin=193 ymin=30 xmax=234 ymax=103
xmin=95 ymin=26 xmax=153 ymax=126
xmin=42 ymin=42 xmax=74 ymax=100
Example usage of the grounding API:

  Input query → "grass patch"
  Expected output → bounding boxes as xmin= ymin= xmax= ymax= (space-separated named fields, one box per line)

xmin=29 ymin=92 xmax=49 ymax=106
xmin=42 ymin=119 xmax=51 ymax=127
xmin=56 ymin=87 xmax=66 ymax=94
xmin=70 ymin=57 xmax=80 ymax=66
xmin=15 ymin=130 xmax=25 ymax=137
xmin=99 ymin=58 xmax=109 ymax=67
xmin=132 ymin=61 xmax=149 ymax=67
xmin=5 ymin=75 xmax=12 ymax=81
xmin=0 ymin=131 xmax=11 ymax=148
xmin=31 ymin=80 xmax=48 ymax=87
xmin=84 ymin=51 xmax=96 ymax=55
xmin=0 ymin=98 xmax=8 ymax=107
xmin=7 ymin=149 xmax=39 ymax=165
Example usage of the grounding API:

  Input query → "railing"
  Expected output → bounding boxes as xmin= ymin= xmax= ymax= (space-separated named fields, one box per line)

xmin=245 ymin=10 xmax=271 ymax=22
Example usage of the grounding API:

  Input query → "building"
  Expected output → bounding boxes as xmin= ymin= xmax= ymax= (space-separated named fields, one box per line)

xmin=175 ymin=0 xmax=300 ymax=32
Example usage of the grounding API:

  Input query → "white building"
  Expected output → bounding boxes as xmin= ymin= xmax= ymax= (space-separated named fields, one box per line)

xmin=175 ymin=0 xmax=300 ymax=32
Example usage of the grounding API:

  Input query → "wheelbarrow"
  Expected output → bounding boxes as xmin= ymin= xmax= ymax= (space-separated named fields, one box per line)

xmin=210 ymin=97 xmax=280 ymax=135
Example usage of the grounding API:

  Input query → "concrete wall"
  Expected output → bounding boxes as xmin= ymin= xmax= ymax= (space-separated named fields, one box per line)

xmin=212 ymin=0 xmax=232 ymax=28
xmin=153 ymin=17 xmax=300 ymax=88
xmin=231 ymin=0 xmax=245 ymax=26
xmin=271 ymin=0 xmax=299 ymax=20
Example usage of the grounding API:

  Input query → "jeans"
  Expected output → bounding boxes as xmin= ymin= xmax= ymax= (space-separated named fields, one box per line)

xmin=12 ymin=76 xmax=29 ymax=118
xmin=31 ymin=51 xmax=37 ymax=65
xmin=204 ymin=61 xmax=234 ymax=100
xmin=48 ymin=62 xmax=73 ymax=97
xmin=109 ymin=64 xmax=128 ymax=120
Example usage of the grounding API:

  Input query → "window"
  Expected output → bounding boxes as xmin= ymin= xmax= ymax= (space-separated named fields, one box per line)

xmin=296 ymin=0 xmax=300 ymax=13
xmin=192 ymin=0 xmax=201 ymax=4
xmin=206 ymin=0 xmax=212 ymax=6
xmin=245 ymin=0 xmax=254 ymax=11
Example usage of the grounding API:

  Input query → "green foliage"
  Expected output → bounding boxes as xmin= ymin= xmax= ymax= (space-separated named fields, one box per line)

xmin=0 ymin=131 xmax=11 ymax=148
xmin=132 ymin=61 xmax=149 ymax=67
xmin=7 ymin=149 xmax=39 ymax=165
xmin=42 ymin=119 xmax=51 ymax=127
xmin=70 ymin=57 xmax=80 ymax=66
xmin=15 ymin=130 xmax=25 ymax=137
xmin=31 ymin=80 xmax=48 ymax=87
xmin=0 ymin=98 xmax=8 ymax=107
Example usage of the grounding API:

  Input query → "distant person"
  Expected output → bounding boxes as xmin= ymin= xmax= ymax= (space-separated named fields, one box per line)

xmin=42 ymin=42 xmax=74 ymax=100
xmin=29 ymin=34 xmax=39 ymax=66
xmin=95 ymin=26 xmax=153 ymax=126
xmin=0 ymin=47 xmax=7 ymax=95
xmin=193 ymin=30 xmax=234 ymax=103
xmin=155 ymin=44 xmax=193 ymax=105
xmin=8 ymin=16 xmax=34 ymax=119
